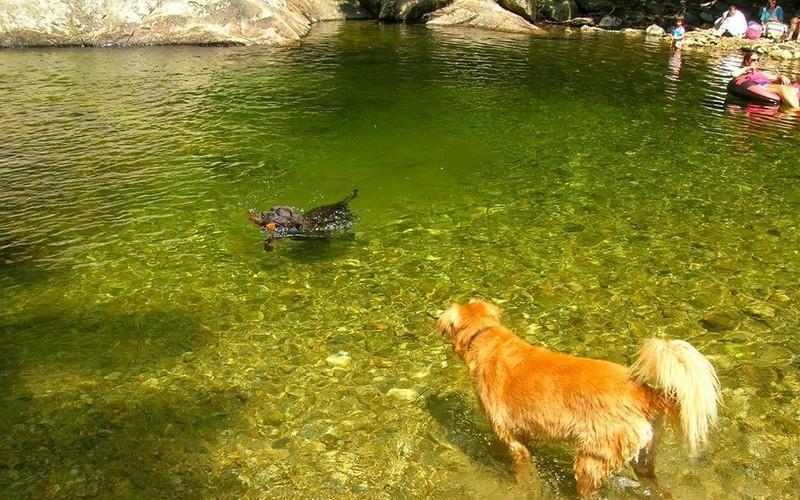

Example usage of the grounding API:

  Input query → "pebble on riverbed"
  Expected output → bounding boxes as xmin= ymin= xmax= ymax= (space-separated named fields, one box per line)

xmin=742 ymin=303 xmax=776 ymax=319
xmin=387 ymin=388 xmax=418 ymax=402
xmin=325 ymin=351 xmax=352 ymax=368
xmin=700 ymin=310 xmax=740 ymax=331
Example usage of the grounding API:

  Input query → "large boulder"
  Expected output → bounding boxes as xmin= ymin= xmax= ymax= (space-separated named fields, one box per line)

xmin=699 ymin=11 xmax=715 ymax=23
xmin=0 ymin=0 xmax=368 ymax=47
xmin=425 ymin=0 xmax=543 ymax=34
xmin=682 ymin=11 xmax=700 ymax=27
xmin=645 ymin=23 xmax=665 ymax=36
xmin=574 ymin=0 xmax=615 ymax=12
xmin=360 ymin=0 xmax=452 ymax=22
xmin=495 ymin=0 xmax=535 ymax=20
xmin=542 ymin=0 xmax=578 ymax=22
xmin=598 ymin=14 xmax=622 ymax=29
xmin=496 ymin=0 xmax=577 ymax=22
xmin=644 ymin=0 xmax=665 ymax=15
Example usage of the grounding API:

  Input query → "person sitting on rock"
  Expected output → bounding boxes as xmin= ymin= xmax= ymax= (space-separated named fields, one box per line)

xmin=788 ymin=15 xmax=800 ymax=40
xmin=732 ymin=52 xmax=800 ymax=108
xmin=759 ymin=0 xmax=784 ymax=26
xmin=713 ymin=4 xmax=748 ymax=37
xmin=760 ymin=0 xmax=787 ymax=39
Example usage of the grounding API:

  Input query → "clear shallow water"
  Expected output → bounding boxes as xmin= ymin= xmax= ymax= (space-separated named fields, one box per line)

xmin=1 ymin=21 xmax=799 ymax=498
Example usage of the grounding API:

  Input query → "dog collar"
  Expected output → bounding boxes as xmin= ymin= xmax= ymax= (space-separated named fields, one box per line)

xmin=465 ymin=325 xmax=495 ymax=351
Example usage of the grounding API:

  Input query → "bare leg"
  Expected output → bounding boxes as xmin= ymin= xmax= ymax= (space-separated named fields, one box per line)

xmin=783 ymin=87 xmax=800 ymax=109
xmin=632 ymin=418 xmax=672 ymax=498
xmin=764 ymin=84 xmax=800 ymax=109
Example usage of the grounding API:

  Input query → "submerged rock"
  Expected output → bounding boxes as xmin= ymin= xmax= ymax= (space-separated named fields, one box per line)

xmin=325 ymin=351 xmax=352 ymax=368
xmin=700 ymin=311 xmax=739 ymax=332
xmin=742 ymin=303 xmax=776 ymax=319
xmin=387 ymin=388 xmax=418 ymax=401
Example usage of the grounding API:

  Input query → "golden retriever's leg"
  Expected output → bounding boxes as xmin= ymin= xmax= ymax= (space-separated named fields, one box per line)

xmin=574 ymin=450 xmax=626 ymax=499
xmin=507 ymin=440 xmax=535 ymax=482
xmin=632 ymin=419 xmax=672 ymax=498
xmin=574 ymin=453 xmax=606 ymax=498
xmin=503 ymin=439 xmax=547 ymax=498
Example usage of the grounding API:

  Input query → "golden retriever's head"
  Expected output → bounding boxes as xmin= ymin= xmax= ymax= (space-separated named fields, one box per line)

xmin=436 ymin=299 xmax=501 ymax=342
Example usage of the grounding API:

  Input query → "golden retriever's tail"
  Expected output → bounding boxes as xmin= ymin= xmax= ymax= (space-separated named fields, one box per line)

xmin=631 ymin=338 xmax=721 ymax=454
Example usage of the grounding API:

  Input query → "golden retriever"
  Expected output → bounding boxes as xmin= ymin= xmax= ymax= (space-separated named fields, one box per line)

xmin=436 ymin=299 xmax=721 ymax=498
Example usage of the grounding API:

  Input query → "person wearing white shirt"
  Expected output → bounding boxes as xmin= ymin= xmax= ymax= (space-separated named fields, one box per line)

xmin=713 ymin=5 xmax=748 ymax=36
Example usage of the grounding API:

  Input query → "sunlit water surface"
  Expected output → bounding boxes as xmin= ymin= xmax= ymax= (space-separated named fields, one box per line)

xmin=1 ymin=22 xmax=800 ymax=499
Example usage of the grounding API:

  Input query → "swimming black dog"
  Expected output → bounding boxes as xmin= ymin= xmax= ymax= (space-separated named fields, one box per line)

xmin=248 ymin=190 xmax=358 ymax=251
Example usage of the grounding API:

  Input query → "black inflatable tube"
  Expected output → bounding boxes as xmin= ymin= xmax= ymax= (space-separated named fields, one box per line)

xmin=727 ymin=78 xmax=781 ymax=105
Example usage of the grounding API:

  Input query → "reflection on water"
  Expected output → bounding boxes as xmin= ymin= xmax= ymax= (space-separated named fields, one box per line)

xmin=1 ymin=21 xmax=799 ymax=499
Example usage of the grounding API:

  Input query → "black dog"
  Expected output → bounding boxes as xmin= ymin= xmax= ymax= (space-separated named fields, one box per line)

xmin=248 ymin=190 xmax=358 ymax=251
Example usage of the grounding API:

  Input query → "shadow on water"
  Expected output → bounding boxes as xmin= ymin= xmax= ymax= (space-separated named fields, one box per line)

xmin=1 ymin=386 xmax=248 ymax=498
xmin=0 ymin=305 xmax=251 ymax=498
xmin=0 ymin=305 xmax=209 ymax=374
xmin=425 ymin=391 xmax=508 ymax=466
xmin=424 ymin=391 xmax=576 ymax=497
xmin=0 ymin=234 xmax=67 ymax=293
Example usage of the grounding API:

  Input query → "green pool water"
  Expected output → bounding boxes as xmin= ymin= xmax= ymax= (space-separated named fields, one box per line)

xmin=1 ymin=21 xmax=799 ymax=499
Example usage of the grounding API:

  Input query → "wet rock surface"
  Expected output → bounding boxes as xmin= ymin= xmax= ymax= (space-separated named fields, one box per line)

xmin=360 ymin=0 xmax=451 ymax=22
xmin=425 ymin=0 xmax=543 ymax=34
xmin=0 ymin=0 xmax=368 ymax=47
xmin=656 ymin=29 xmax=800 ymax=60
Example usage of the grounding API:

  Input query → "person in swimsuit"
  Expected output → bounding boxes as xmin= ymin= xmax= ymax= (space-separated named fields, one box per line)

xmin=732 ymin=53 xmax=800 ymax=108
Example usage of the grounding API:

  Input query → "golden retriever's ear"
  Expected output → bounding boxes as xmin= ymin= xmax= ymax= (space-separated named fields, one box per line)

xmin=436 ymin=303 xmax=463 ymax=338
xmin=468 ymin=298 xmax=502 ymax=322
xmin=483 ymin=301 xmax=501 ymax=321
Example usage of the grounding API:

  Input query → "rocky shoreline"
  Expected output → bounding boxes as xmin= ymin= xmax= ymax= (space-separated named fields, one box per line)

xmin=1 ymin=0 xmax=799 ymax=61
xmin=588 ymin=24 xmax=800 ymax=61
